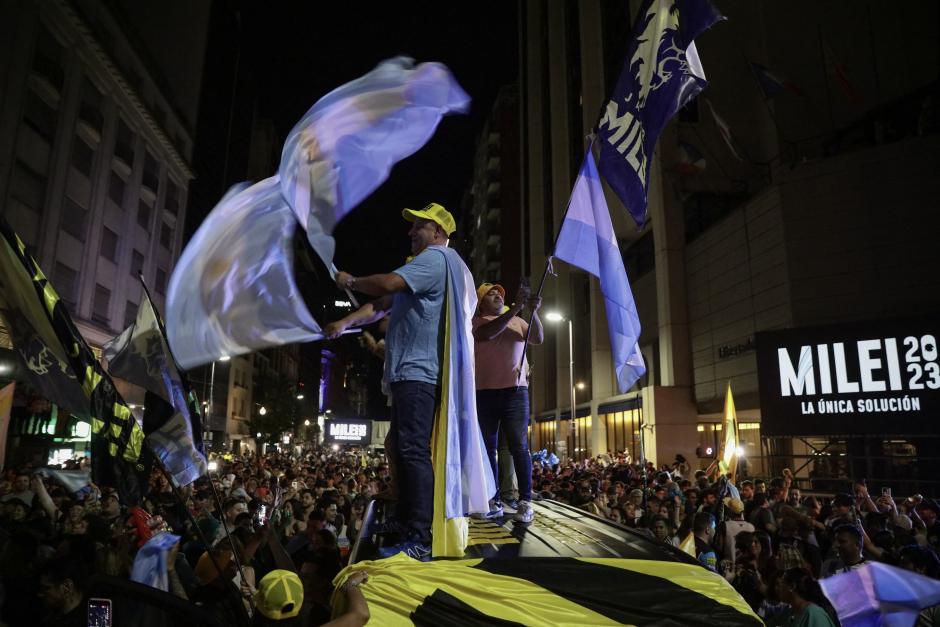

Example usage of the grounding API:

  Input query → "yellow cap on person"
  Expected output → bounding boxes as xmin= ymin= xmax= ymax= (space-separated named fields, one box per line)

xmin=254 ymin=569 xmax=304 ymax=620
xmin=402 ymin=202 xmax=456 ymax=235
xmin=476 ymin=283 xmax=506 ymax=303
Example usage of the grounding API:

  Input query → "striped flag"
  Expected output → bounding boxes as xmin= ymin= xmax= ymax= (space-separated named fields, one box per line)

xmin=674 ymin=141 xmax=707 ymax=175
xmin=554 ymin=144 xmax=646 ymax=394
xmin=105 ymin=287 xmax=207 ymax=486
xmin=749 ymin=62 xmax=804 ymax=98
xmin=705 ymin=99 xmax=746 ymax=161
xmin=0 ymin=218 xmax=144 ymax=503
xmin=332 ymin=553 xmax=761 ymax=625
xmin=823 ymin=41 xmax=862 ymax=102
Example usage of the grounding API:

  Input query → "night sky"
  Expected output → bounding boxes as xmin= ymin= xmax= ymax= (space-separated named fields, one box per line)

xmin=191 ymin=1 xmax=519 ymax=275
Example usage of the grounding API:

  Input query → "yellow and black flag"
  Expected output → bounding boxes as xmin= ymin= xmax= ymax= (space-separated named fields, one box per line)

xmin=333 ymin=553 xmax=762 ymax=626
xmin=0 ymin=218 xmax=144 ymax=503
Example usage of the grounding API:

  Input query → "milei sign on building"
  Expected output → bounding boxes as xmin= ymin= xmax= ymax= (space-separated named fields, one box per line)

xmin=324 ymin=419 xmax=372 ymax=445
xmin=756 ymin=317 xmax=939 ymax=436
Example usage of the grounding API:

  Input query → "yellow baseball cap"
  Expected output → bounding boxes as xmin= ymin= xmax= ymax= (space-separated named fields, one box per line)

xmin=476 ymin=282 xmax=506 ymax=303
xmin=402 ymin=202 xmax=456 ymax=235
xmin=254 ymin=569 xmax=304 ymax=620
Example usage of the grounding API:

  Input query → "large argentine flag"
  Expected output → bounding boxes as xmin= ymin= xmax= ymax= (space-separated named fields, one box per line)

xmin=166 ymin=178 xmax=323 ymax=369
xmin=279 ymin=57 xmax=470 ymax=271
xmin=554 ymin=144 xmax=646 ymax=393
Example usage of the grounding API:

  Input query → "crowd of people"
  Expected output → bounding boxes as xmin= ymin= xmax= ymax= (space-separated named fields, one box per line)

xmin=0 ymin=450 xmax=379 ymax=626
xmin=539 ymin=453 xmax=940 ymax=626
xmin=2 ymin=444 xmax=940 ymax=626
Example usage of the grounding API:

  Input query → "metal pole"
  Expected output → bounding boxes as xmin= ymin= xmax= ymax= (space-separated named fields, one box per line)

xmin=568 ymin=319 xmax=575 ymax=462
xmin=208 ymin=360 xmax=216 ymax=445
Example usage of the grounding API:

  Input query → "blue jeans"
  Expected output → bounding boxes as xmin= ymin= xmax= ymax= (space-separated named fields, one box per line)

xmin=390 ymin=380 xmax=438 ymax=543
xmin=476 ymin=387 xmax=532 ymax=501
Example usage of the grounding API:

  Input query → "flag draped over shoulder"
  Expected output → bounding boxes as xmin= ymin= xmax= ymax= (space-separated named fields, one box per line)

xmin=554 ymin=145 xmax=646 ymax=394
xmin=279 ymin=57 xmax=470 ymax=271
xmin=105 ymin=288 xmax=206 ymax=486
xmin=597 ymin=0 xmax=722 ymax=227
xmin=428 ymin=246 xmax=495 ymax=557
xmin=166 ymin=178 xmax=324 ymax=369
xmin=0 ymin=218 xmax=144 ymax=503
xmin=716 ymin=383 xmax=738 ymax=482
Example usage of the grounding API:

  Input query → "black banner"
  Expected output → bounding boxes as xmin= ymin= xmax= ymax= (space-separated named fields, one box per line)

xmin=323 ymin=419 xmax=372 ymax=445
xmin=756 ymin=317 xmax=940 ymax=436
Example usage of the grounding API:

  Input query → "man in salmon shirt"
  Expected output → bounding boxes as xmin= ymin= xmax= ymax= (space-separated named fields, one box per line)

xmin=472 ymin=282 xmax=543 ymax=522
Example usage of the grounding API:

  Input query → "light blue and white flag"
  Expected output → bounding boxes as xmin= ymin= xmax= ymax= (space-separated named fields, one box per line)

xmin=131 ymin=532 xmax=180 ymax=592
xmin=166 ymin=177 xmax=323 ymax=369
xmin=554 ymin=143 xmax=646 ymax=393
xmin=279 ymin=56 xmax=470 ymax=270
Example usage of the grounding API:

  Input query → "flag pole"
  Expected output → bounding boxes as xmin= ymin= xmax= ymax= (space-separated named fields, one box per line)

xmin=134 ymin=275 xmax=250 ymax=590
xmin=514 ymin=140 xmax=596 ymax=377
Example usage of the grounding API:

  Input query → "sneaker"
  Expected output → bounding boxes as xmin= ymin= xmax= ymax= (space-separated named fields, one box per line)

xmin=514 ymin=500 xmax=534 ymax=523
xmin=471 ymin=501 xmax=504 ymax=520
xmin=502 ymin=498 xmax=520 ymax=513
xmin=378 ymin=540 xmax=431 ymax=561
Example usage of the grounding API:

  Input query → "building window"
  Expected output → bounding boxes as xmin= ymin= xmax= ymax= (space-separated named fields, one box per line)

xmin=142 ymin=151 xmax=159 ymax=191
xmin=100 ymin=227 xmax=118 ymax=262
xmin=155 ymin=267 xmax=167 ymax=295
xmin=9 ymin=160 xmax=47 ymax=212
xmin=54 ymin=262 xmax=79 ymax=310
xmin=137 ymin=198 xmax=152 ymax=231
xmin=164 ymin=180 xmax=179 ymax=215
xmin=70 ymin=138 xmax=95 ymax=177
xmin=131 ymin=250 xmax=144 ymax=277
xmin=160 ymin=222 xmax=173 ymax=249
xmin=114 ymin=118 xmax=134 ymax=164
xmin=92 ymin=284 xmax=111 ymax=324
xmin=123 ymin=300 xmax=138 ymax=328
xmin=31 ymin=27 xmax=65 ymax=91
xmin=22 ymin=88 xmax=58 ymax=143
xmin=603 ymin=409 xmax=642 ymax=462
xmin=61 ymin=195 xmax=88 ymax=242
xmin=108 ymin=171 xmax=125 ymax=206
xmin=78 ymin=79 xmax=104 ymax=132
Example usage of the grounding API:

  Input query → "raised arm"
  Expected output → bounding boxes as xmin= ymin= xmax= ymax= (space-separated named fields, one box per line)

xmin=335 ymin=270 xmax=407 ymax=297
xmin=324 ymin=296 xmax=394 ymax=339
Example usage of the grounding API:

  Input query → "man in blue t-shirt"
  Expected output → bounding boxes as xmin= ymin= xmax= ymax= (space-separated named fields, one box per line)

xmin=325 ymin=202 xmax=458 ymax=560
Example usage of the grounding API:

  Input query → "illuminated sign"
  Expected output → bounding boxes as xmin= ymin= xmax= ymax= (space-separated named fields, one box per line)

xmin=324 ymin=419 xmax=372 ymax=445
xmin=756 ymin=317 xmax=940 ymax=436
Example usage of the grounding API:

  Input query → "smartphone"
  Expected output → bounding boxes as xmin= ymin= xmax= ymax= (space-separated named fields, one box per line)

xmin=882 ymin=487 xmax=892 ymax=498
xmin=88 ymin=598 xmax=112 ymax=627
xmin=255 ymin=504 xmax=267 ymax=526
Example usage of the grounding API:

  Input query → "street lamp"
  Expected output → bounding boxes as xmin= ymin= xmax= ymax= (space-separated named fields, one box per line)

xmin=545 ymin=311 xmax=575 ymax=462
xmin=259 ymin=406 xmax=267 ymax=416
xmin=296 ymin=394 xmax=304 ymax=400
